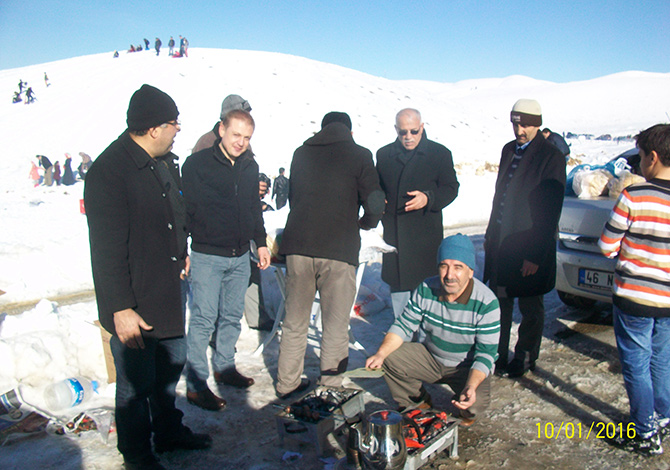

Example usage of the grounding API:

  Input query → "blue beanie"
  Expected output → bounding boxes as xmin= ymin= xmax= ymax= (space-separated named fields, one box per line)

xmin=436 ymin=234 xmax=475 ymax=269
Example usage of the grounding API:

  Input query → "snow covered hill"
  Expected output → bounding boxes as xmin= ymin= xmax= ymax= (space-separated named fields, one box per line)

xmin=0 ymin=48 xmax=668 ymax=304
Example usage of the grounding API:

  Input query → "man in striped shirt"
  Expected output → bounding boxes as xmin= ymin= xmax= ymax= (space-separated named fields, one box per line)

xmin=598 ymin=124 xmax=670 ymax=456
xmin=366 ymin=234 xmax=500 ymax=425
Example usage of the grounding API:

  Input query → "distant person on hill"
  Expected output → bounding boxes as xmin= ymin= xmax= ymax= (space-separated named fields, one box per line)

xmin=143 ymin=38 xmax=150 ymax=50
xmin=25 ymin=87 xmax=36 ymax=104
xmin=44 ymin=72 xmax=50 ymax=87
xmin=13 ymin=91 xmax=22 ymax=103
xmin=78 ymin=152 xmax=92 ymax=180
xmin=128 ymin=44 xmax=136 ymax=52
xmin=29 ymin=161 xmax=40 ymax=187
xmin=62 ymin=154 xmax=76 ymax=186
xmin=18 ymin=79 xmax=25 ymax=93
xmin=37 ymin=155 xmax=53 ymax=186
xmin=113 ymin=50 xmax=119 ymax=58
xmin=542 ymin=128 xmax=570 ymax=161
xmin=272 ymin=167 xmax=289 ymax=209
xmin=155 ymin=37 xmax=162 ymax=56
xmin=179 ymin=36 xmax=189 ymax=57
xmin=168 ymin=36 xmax=175 ymax=55
xmin=53 ymin=161 xmax=62 ymax=185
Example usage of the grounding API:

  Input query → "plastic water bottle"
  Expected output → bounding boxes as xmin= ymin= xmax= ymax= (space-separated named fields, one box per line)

xmin=44 ymin=377 xmax=99 ymax=411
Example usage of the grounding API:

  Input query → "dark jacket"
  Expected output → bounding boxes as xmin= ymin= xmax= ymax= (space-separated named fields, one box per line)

xmin=272 ymin=174 xmax=289 ymax=200
xmin=192 ymin=122 xmax=219 ymax=154
xmin=182 ymin=141 xmax=267 ymax=257
xmin=279 ymin=122 xmax=384 ymax=266
xmin=84 ymin=131 xmax=187 ymax=339
xmin=62 ymin=158 xmax=76 ymax=185
xmin=376 ymin=137 xmax=459 ymax=291
xmin=484 ymin=133 xmax=566 ymax=297
xmin=546 ymin=132 xmax=570 ymax=157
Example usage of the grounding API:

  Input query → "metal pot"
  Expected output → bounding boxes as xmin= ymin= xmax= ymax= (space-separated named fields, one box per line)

xmin=348 ymin=410 xmax=407 ymax=470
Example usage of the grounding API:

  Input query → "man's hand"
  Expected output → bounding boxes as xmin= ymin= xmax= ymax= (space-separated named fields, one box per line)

xmin=452 ymin=385 xmax=477 ymax=410
xmin=521 ymin=259 xmax=539 ymax=277
xmin=257 ymin=246 xmax=271 ymax=270
xmin=180 ymin=255 xmax=190 ymax=280
xmin=113 ymin=308 xmax=154 ymax=349
xmin=365 ymin=354 xmax=385 ymax=370
xmin=404 ymin=190 xmax=428 ymax=212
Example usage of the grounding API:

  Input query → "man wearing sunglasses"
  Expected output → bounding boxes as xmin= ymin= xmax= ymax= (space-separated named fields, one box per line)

xmin=376 ymin=108 xmax=460 ymax=318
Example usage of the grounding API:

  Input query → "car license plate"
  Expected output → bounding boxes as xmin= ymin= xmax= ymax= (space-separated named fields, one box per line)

xmin=578 ymin=269 xmax=613 ymax=290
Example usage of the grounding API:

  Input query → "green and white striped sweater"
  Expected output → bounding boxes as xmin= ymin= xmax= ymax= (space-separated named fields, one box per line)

xmin=388 ymin=276 xmax=500 ymax=376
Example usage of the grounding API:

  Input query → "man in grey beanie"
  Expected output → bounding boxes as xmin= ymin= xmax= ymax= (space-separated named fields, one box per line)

xmin=483 ymin=99 xmax=566 ymax=378
xmin=366 ymin=234 xmax=500 ymax=426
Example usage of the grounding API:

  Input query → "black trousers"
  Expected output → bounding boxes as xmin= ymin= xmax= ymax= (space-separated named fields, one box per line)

xmin=497 ymin=295 xmax=545 ymax=364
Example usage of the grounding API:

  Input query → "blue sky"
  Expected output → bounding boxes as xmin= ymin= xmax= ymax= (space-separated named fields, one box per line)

xmin=1 ymin=0 xmax=667 ymax=83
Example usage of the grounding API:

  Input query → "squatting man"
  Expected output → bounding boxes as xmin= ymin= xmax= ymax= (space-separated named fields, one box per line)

xmin=366 ymin=234 xmax=500 ymax=425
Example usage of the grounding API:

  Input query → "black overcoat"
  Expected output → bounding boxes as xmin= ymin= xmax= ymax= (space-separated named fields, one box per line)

xmin=483 ymin=133 xmax=566 ymax=297
xmin=84 ymin=131 xmax=186 ymax=339
xmin=376 ymin=137 xmax=459 ymax=292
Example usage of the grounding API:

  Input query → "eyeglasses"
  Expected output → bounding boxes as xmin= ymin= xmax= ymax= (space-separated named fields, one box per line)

xmin=397 ymin=128 xmax=421 ymax=136
xmin=162 ymin=120 xmax=181 ymax=128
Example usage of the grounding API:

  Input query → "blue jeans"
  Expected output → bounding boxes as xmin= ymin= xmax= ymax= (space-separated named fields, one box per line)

xmin=111 ymin=335 xmax=186 ymax=461
xmin=613 ymin=306 xmax=670 ymax=436
xmin=187 ymin=251 xmax=250 ymax=391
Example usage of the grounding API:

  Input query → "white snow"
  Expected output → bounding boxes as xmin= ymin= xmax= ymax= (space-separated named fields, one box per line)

xmin=1 ymin=49 xmax=668 ymax=468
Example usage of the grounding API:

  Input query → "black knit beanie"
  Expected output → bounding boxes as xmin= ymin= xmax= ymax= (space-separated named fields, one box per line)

xmin=321 ymin=111 xmax=352 ymax=130
xmin=127 ymin=84 xmax=179 ymax=131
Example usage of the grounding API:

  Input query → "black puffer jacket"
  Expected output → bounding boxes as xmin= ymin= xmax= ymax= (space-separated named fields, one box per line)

xmin=182 ymin=141 xmax=267 ymax=257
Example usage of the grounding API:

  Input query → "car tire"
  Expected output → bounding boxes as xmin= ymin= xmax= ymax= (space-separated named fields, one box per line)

xmin=557 ymin=290 xmax=597 ymax=309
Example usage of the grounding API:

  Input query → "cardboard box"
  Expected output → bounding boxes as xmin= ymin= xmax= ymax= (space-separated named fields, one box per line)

xmin=94 ymin=321 xmax=116 ymax=383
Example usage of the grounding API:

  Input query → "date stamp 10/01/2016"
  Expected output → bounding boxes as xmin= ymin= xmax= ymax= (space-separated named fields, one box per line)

xmin=536 ymin=422 xmax=636 ymax=440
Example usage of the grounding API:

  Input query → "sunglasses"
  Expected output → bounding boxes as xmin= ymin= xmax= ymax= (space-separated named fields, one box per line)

xmin=397 ymin=128 xmax=421 ymax=136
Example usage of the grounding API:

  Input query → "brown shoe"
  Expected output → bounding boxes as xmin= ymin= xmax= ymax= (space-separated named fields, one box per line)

xmin=459 ymin=417 xmax=476 ymax=427
xmin=214 ymin=368 xmax=255 ymax=388
xmin=187 ymin=388 xmax=226 ymax=411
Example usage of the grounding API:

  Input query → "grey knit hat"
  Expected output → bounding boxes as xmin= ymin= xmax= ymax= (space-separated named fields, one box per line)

xmin=220 ymin=94 xmax=251 ymax=120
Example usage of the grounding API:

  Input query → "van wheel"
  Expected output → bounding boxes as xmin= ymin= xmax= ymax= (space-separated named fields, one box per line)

xmin=557 ymin=291 xmax=597 ymax=309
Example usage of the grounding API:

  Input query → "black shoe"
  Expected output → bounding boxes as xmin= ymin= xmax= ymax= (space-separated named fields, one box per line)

xmin=494 ymin=359 xmax=508 ymax=376
xmin=506 ymin=358 xmax=527 ymax=378
xmin=214 ymin=368 xmax=255 ymax=388
xmin=187 ymin=388 xmax=227 ymax=411
xmin=609 ymin=430 xmax=662 ymax=456
xmin=124 ymin=454 xmax=166 ymax=470
xmin=154 ymin=426 xmax=212 ymax=454
xmin=276 ymin=378 xmax=311 ymax=400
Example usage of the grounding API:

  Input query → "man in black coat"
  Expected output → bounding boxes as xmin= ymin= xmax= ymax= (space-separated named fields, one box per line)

xmin=275 ymin=112 xmax=385 ymax=399
xmin=85 ymin=84 xmax=211 ymax=470
xmin=484 ymin=99 xmax=566 ymax=378
xmin=376 ymin=108 xmax=460 ymax=318
xmin=272 ymin=166 xmax=289 ymax=209
xmin=181 ymin=109 xmax=271 ymax=409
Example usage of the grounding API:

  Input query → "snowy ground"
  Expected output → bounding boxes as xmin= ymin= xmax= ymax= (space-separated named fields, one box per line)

xmin=2 ymin=49 xmax=669 ymax=468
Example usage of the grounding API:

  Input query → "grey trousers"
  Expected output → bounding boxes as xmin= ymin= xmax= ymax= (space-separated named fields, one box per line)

xmin=276 ymin=255 xmax=356 ymax=394
xmin=497 ymin=295 xmax=545 ymax=364
xmin=382 ymin=342 xmax=491 ymax=419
